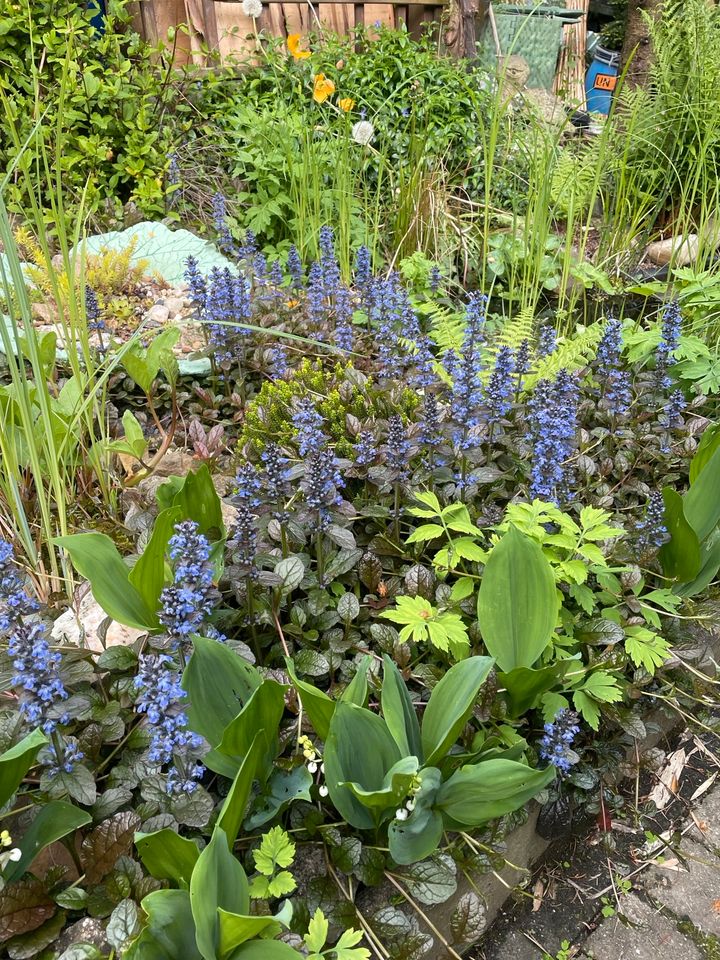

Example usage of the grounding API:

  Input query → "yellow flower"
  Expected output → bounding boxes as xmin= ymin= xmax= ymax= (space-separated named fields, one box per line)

xmin=287 ymin=33 xmax=311 ymax=60
xmin=338 ymin=97 xmax=355 ymax=113
xmin=313 ymin=73 xmax=336 ymax=104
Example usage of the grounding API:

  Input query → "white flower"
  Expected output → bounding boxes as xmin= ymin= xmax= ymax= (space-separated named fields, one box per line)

xmin=318 ymin=784 xmax=329 ymax=797
xmin=395 ymin=808 xmax=409 ymax=821
xmin=351 ymin=121 xmax=375 ymax=147
xmin=242 ymin=0 xmax=263 ymax=18
xmin=406 ymin=798 xmax=416 ymax=812
xmin=308 ymin=761 xmax=318 ymax=774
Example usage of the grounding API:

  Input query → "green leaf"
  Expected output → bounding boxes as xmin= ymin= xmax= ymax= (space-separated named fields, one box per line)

xmin=477 ymin=526 xmax=558 ymax=671
xmin=128 ymin=506 xmax=182 ymax=617
xmin=572 ymin=691 xmax=601 ymax=729
xmin=339 ymin=655 xmax=371 ymax=707
xmin=578 ymin=670 xmax=623 ymax=703
xmin=243 ymin=766 xmax=313 ymax=831
xmin=341 ymin=755 xmax=419 ymax=811
xmin=54 ymin=533 xmax=157 ymax=630
xmin=324 ymin=702 xmax=401 ymax=830
xmin=499 ymin=662 xmax=569 ymax=718
xmin=388 ymin=767 xmax=444 ymax=865
xmin=689 ymin=423 xmax=720 ymax=484
xmin=228 ymin=942 xmax=300 ymax=958
xmin=624 ymin=627 xmax=671 ymax=674
xmin=190 ymin=827 xmax=249 ymax=960
xmin=437 ymin=760 xmax=555 ymax=826
xmin=304 ymin=908 xmax=329 ymax=953
xmin=684 ymin=443 xmax=720 ymax=542
xmin=217 ymin=910 xmax=279 ymax=957
xmin=124 ymin=890 xmax=201 ymax=960
xmin=658 ymin=487 xmax=701 ymax=582
xmin=122 ymin=328 xmax=180 ymax=394
xmin=135 ymin=829 xmax=200 ymax=886
xmin=182 ymin=636 xmax=261 ymax=748
xmin=675 ymin=527 xmax=720 ymax=598
xmin=285 ymin=657 xmax=335 ymax=740
xmin=381 ymin=655 xmax=423 ymax=760
xmin=5 ymin=801 xmax=91 ymax=884
xmin=253 ymin=826 xmax=295 ymax=877
xmin=421 ymin=656 xmax=494 ymax=766
xmin=169 ymin=464 xmax=225 ymax=541
xmin=208 ymin=679 xmax=285 ymax=779
xmin=217 ymin=736 xmax=260 ymax=849
xmin=0 ymin=729 xmax=47 ymax=809
xmin=406 ymin=524 xmax=445 ymax=544
xmin=399 ymin=853 xmax=457 ymax=905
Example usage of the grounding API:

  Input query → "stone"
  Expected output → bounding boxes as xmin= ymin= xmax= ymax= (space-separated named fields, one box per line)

xmin=693 ymin=787 xmax=720 ymax=850
xmin=145 ymin=303 xmax=170 ymax=324
xmin=164 ymin=295 xmax=188 ymax=315
xmin=51 ymin=587 xmax=146 ymax=653
xmin=645 ymin=235 xmax=700 ymax=267
xmin=644 ymin=838 xmax=720 ymax=936
xmin=584 ymin=893 xmax=701 ymax=959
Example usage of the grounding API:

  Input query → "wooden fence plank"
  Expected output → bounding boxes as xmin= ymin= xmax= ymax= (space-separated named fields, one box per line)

xmin=363 ymin=3 xmax=395 ymax=31
xmin=215 ymin=1 xmax=258 ymax=60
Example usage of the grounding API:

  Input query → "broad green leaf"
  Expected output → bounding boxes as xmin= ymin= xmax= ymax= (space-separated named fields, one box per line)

xmin=421 ymin=656 xmax=494 ymax=767
xmin=381 ymin=655 xmax=423 ymax=760
xmin=170 ymin=463 xmax=225 ymax=540
xmin=499 ymin=662 xmax=570 ymax=718
xmin=341 ymin=755 xmax=419 ymax=811
xmin=658 ymin=487 xmax=701 ymax=582
xmin=135 ymin=829 xmax=200 ymax=886
xmin=324 ymin=702 xmax=401 ymax=830
xmin=229 ymin=942 xmax=300 ymax=958
xmin=217 ymin=736 xmax=260 ymax=848
xmin=124 ymin=889 xmax=201 ymax=960
xmin=689 ymin=423 xmax=720 ymax=484
xmin=208 ymin=680 xmax=285 ymax=779
xmin=0 ymin=728 xmax=47 ymax=809
xmin=675 ymin=527 xmax=720 ymax=597
xmin=190 ymin=827 xmax=249 ymax=960
xmin=436 ymin=760 xmax=555 ymax=826
xmin=55 ymin=533 xmax=157 ymax=630
xmin=339 ymin=655 xmax=371 ymax=707
xmin=128 ymin=507 xmax=182 ymax=617
xmin=285 ymin=657 xmax=335 ymax=740
xmin=217 ymin=911 xmax=279 ymax=957
xmin=388 ymin=768 xmax=444 ymax=865
xmin=5 ymin=801 xmax=91 ymax=883
xmin=244 ymin=765 xmax=313 ymax=831
xmin=477 ymin=526 xmax=558 ymax=671
xmin=684 ymin=443 xmax=720 ymax=542
xmin=183 ymin=636 xmax=261 ymax=748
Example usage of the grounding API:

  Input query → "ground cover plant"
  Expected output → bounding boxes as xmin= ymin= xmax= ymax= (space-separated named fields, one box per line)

xmin=2 ymin=210 xmax=720 ymax=958
xmin=2 ymin=1 xmax=720 ymax=957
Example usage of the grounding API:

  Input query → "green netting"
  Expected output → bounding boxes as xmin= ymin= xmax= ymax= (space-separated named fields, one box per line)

xmin=479 ymin=6 xmax=565 ymax=90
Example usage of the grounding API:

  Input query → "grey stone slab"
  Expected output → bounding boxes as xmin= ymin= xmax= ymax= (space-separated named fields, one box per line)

xmin=645 ymin=838 xmax=720 ymax=936
xmin=584 ymin=894 xmax=701 ymax=960
xmin=692 ymin=786 xmax=720 ymax=851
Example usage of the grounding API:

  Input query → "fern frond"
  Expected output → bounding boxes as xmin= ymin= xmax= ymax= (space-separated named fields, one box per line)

xmin=498 ymin=307 xmax=535 ymax=351
xmin=524 ymin=324 xmax=604 ymax=388
xmin=429 ymin=305 xmax=465 ymax=355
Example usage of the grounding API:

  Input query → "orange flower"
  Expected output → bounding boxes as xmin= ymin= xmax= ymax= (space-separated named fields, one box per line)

xmin=338 ymin=97 xmax=355 ymax=112
xmin=287 ymin=33 xmax=311 ymax=60
xmin=313 ymin=73 xmax=336 ymax=104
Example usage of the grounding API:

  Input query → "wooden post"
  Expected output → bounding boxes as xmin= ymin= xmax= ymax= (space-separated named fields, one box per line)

xmin=445 ymin=0 xmax=479 ymax=58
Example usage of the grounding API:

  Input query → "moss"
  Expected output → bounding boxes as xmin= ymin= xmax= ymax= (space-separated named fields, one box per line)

xmin=676 ymin=920 xmax=720 ymax=959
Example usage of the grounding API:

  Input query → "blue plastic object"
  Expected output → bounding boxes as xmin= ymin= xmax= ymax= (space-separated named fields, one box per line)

xmin=88 ymin=0 xmax=106 ymax=33
xmin=585 ymin=45 xmax=620 ymax=114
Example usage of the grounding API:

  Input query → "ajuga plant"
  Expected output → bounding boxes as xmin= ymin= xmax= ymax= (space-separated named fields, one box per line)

xmin=4 ymin=217 xmax=720 ymax=957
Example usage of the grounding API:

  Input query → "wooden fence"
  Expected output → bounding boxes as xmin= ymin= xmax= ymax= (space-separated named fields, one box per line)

xmin=127 ymin=0 xmax=465 ymax=65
